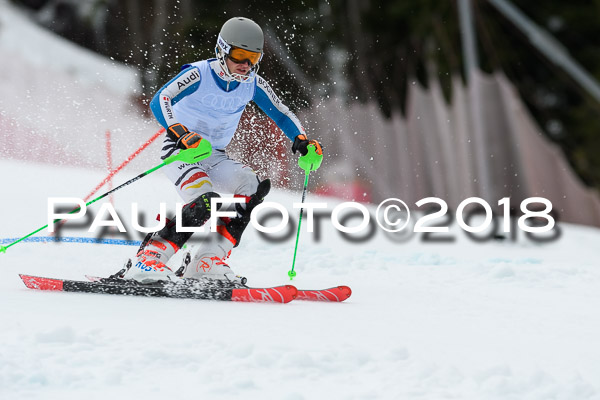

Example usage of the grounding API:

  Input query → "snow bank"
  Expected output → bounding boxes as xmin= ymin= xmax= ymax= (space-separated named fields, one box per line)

xmin=0 ymin=0 xmax=161 ymax=173
xmin=0 ymin=0 xmax=138 ymax=94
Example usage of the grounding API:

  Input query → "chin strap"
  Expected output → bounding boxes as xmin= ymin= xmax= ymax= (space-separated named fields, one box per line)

xmin=212 ymin=51 xmax=259 ymax=84
xmin=210 ymin=58 xmax=234 ymax=81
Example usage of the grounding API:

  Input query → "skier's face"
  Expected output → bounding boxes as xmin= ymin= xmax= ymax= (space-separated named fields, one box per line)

xmin=226 ymin=57 xmax=251 ymax=76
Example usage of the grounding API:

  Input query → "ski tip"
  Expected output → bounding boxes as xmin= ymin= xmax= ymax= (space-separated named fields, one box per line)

xmin=338 ymin=285 xmax=352 ymax=299
xmin=288 ymin=285 xmax=298 ymax=301
xmin=19 ymin=274 xmax=64 ymax=291
xmin=296 ymin=285 xmax=352 ymax=302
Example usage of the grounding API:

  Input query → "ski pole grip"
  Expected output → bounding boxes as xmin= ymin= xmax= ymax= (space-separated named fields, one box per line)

xmin=164 ymin=140 xmax=213 ymax=165
xmin=298 ymin=144 xmax=323 ymax=172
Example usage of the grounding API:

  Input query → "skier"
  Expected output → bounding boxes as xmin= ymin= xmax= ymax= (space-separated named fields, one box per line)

xmin=124 ymin=17 xmax=323 ymax=284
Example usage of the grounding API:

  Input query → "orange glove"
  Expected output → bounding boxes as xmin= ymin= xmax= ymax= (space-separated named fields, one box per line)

xmin=291 ymin=134 xmax=322 ymax=156
xmin=168 ymin=123 xmax=203 ymax=149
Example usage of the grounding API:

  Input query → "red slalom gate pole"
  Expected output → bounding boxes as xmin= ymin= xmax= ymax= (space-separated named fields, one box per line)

xmin=83 ymin=128 xmax=164 ymax=202
xmin=105 ymin=130 xmax=114 ymax=206
xmin=50 ymin=128 xmax=165 ymax=237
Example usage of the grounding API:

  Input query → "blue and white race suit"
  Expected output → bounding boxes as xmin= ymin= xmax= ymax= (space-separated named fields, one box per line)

xmin=149 ymin=58 xmax=305 ymax=202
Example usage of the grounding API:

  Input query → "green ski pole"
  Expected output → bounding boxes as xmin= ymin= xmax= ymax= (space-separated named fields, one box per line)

xmin=288 ymin=144 xmax=323 ymax=280
xmin=288 ymin=170 xmax=310 ymax=280
xmin=0 ymin=142 xmax=212 ymax=254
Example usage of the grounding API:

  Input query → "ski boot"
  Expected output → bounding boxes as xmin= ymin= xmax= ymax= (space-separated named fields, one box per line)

xmin=123 ymin=236 xmax=178 ymax=283
xmin=178 ymin=250 xmax=247 ymax=288
xmin=123 ymin=192 xmax=220 ymax=283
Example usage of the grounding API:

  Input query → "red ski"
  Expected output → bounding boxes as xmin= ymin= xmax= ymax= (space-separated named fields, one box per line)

xmin=20 ymin=274 xmax=297 ymax=303
xmin=296 ymin=286 xmax=352 ymax=302
xmin=85 ymin=275 xmax=351 ymax=303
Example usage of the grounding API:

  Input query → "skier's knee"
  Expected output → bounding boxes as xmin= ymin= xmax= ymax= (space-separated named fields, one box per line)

xmin=226 ymin=178 xmax=271 ymax=247
xmin=233 ymin=169 xmax=261 ymax=198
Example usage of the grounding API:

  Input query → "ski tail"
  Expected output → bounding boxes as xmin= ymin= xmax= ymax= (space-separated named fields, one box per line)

xmin=20 ymin=274 xmax=64 ymax=291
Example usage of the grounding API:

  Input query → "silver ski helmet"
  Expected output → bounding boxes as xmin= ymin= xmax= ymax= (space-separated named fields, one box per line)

xmin=215 ymin=17 xmax=264 ymax=83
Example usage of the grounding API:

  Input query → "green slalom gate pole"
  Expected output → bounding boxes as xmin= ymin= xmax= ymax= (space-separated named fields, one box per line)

xmin=0 ymin=142 xmax=212 ymax=254
xmin=288 ymin=144 xmax=323 ymax=280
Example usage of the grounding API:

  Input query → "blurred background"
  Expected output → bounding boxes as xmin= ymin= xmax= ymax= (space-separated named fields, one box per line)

xmin=1 ymin=0 xmax=600 ymax=226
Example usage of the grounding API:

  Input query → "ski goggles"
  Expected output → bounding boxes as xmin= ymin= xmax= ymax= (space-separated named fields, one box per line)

xmin=228 ymin=47 xmax=262 ymax=66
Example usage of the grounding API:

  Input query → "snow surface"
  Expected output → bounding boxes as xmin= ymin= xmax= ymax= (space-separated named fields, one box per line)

xmin=1 ymin=159 xmax=600 ymax=400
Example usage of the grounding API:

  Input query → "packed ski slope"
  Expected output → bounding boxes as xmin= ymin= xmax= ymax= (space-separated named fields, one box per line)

xmin=2 ymin=1 xmax=600 ymax=398
xmin=1 ymin=158 xmax=600 ymax=400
